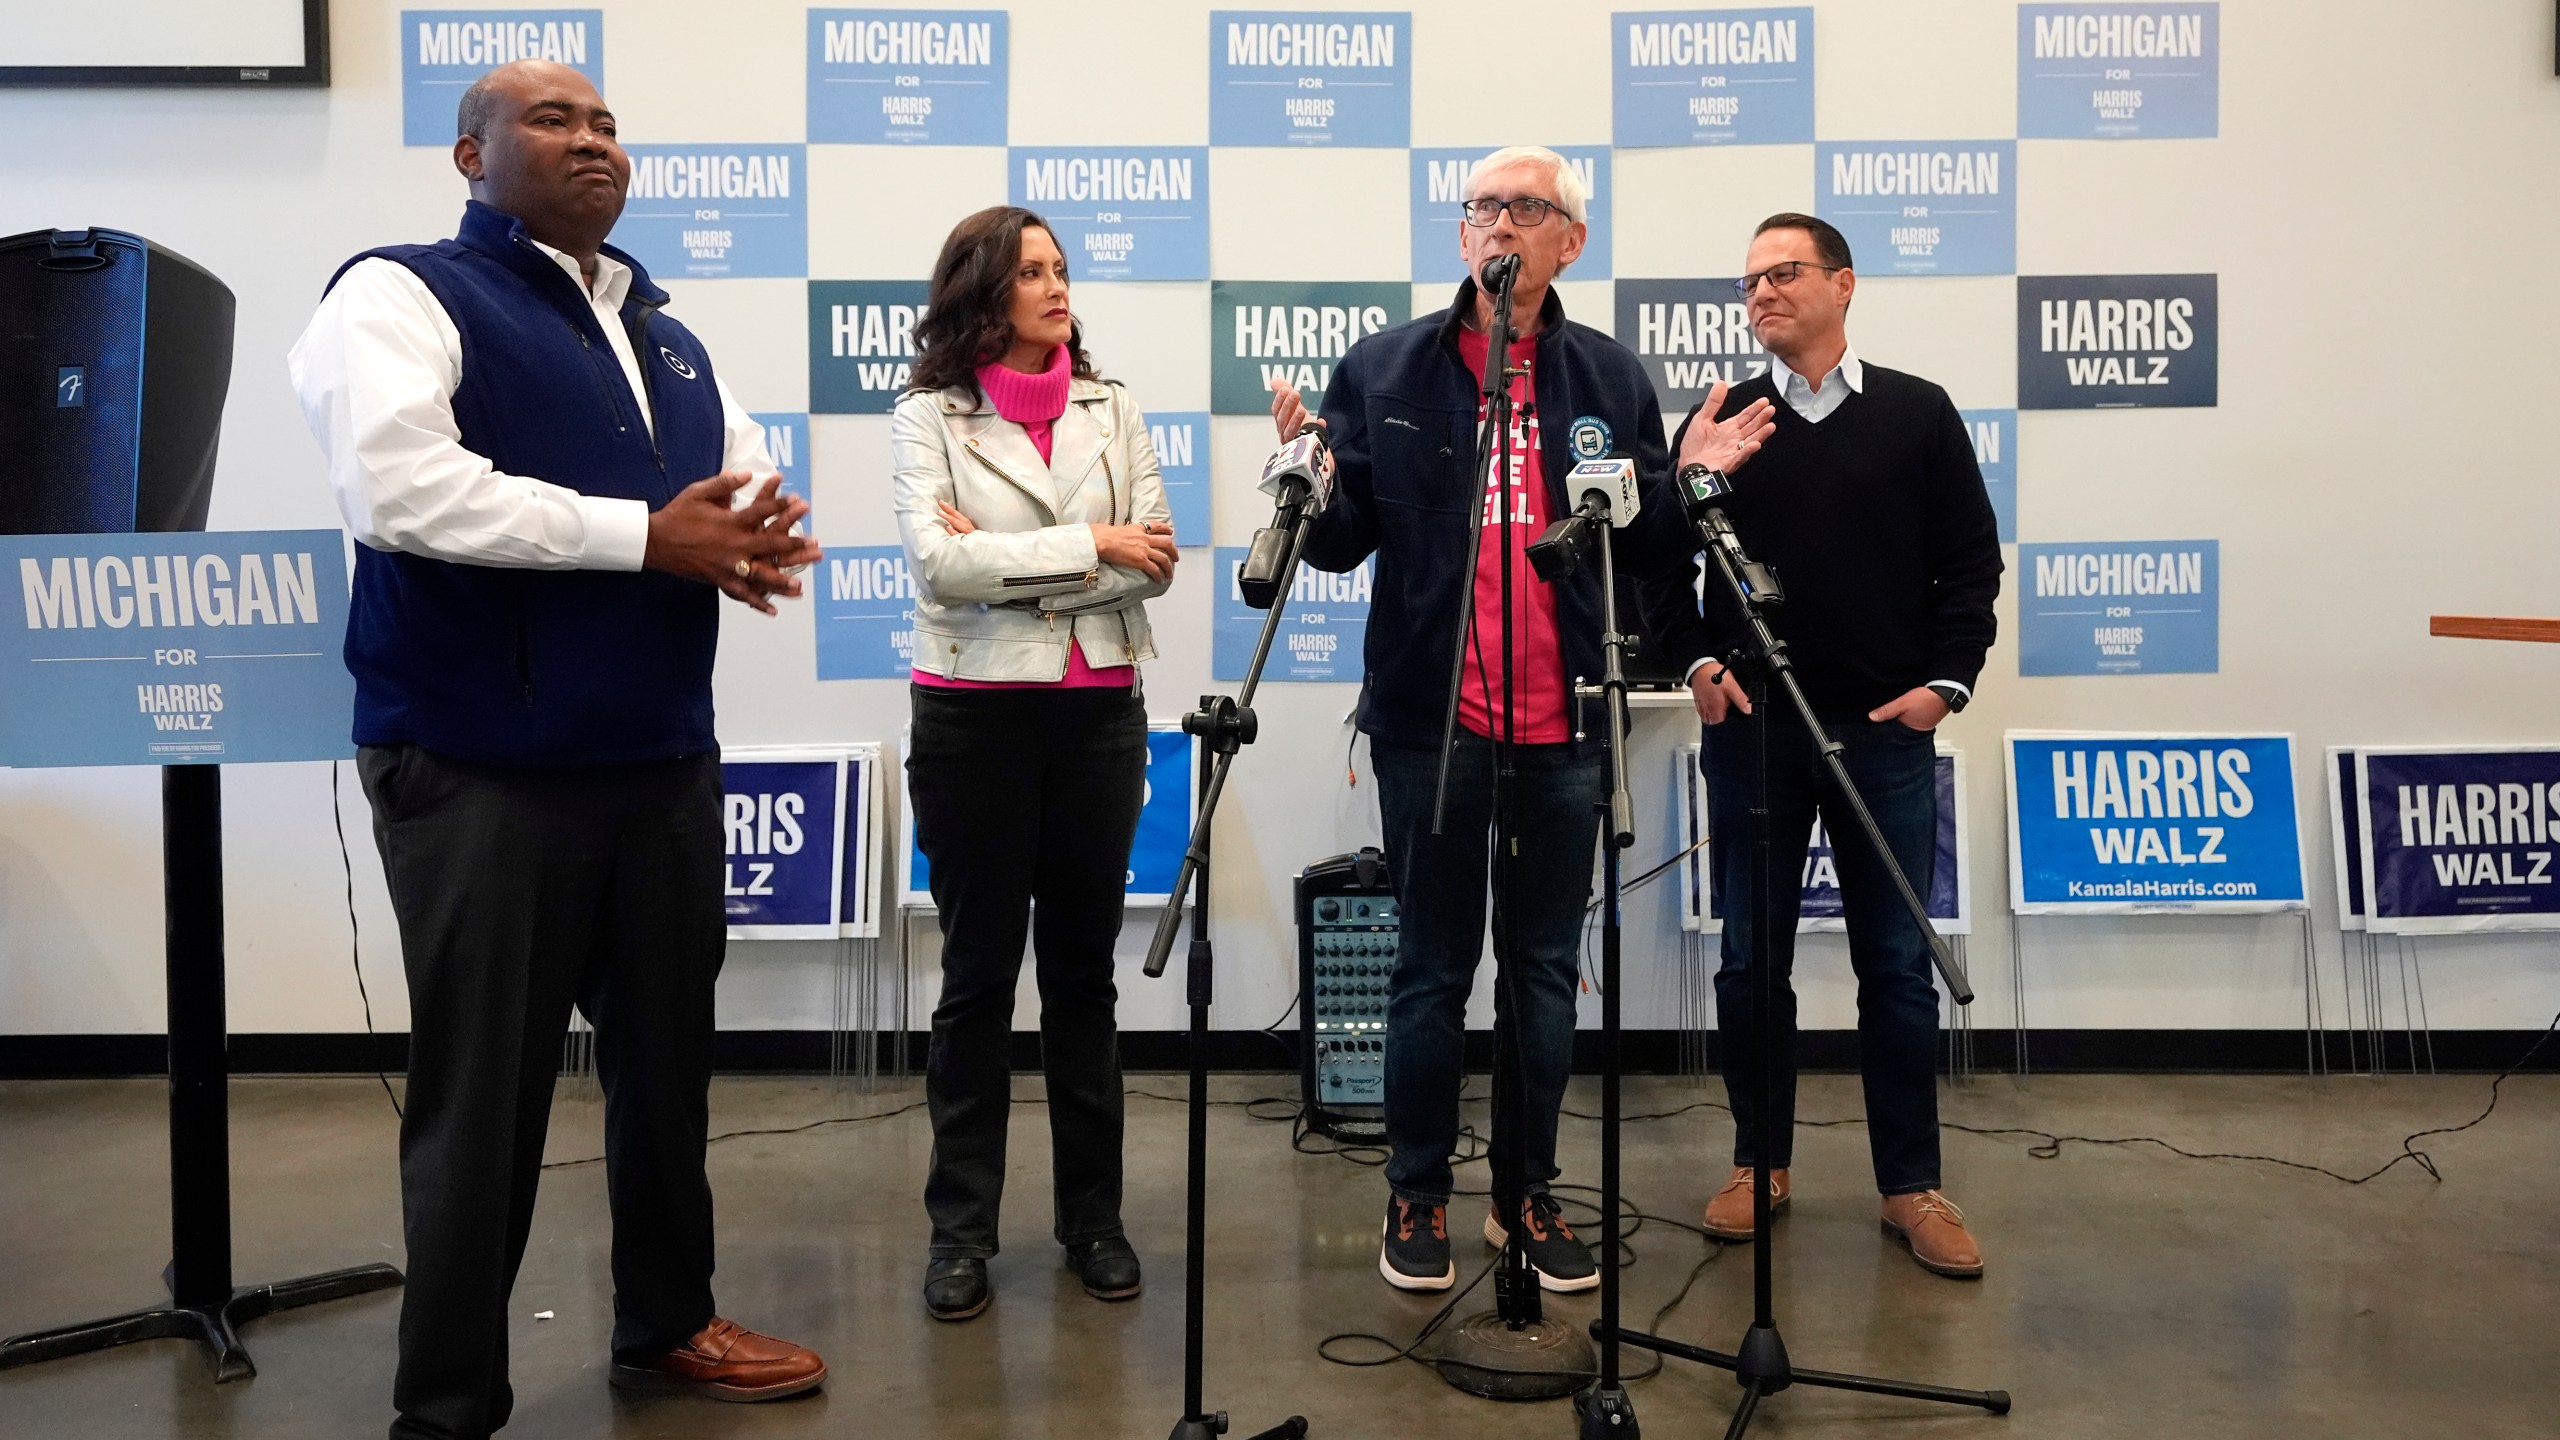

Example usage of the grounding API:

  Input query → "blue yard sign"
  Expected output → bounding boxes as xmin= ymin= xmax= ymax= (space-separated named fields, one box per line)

xmin=0 ymin=531 xmax=356 ymax=767
xmin=2354 ymin=746 xmax=2560 ymax=935
xmin=2006 ymin=732 xmax=2307 ymax=913
xmin=719 ymin=744 xmax=883 ymax=939
xmin=1676 ymin=743 xmax=1972 ymax=934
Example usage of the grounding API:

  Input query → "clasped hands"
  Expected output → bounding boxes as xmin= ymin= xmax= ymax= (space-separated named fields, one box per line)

xmin=644 ymin=471 xmax=823 ymax=616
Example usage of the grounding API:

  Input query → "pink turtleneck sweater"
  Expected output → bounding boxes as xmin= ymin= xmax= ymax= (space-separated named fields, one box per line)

xmin=912 ymin=345 xmax=1134 ymax=690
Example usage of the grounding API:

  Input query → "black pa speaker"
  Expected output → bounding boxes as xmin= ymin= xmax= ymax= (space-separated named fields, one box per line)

xmin=0 ymin=227 xmax=235 ymax=536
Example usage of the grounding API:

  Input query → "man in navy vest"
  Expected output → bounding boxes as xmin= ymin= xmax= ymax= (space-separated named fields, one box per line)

xmin=289 ymin=61 xmax=826 ymax=1439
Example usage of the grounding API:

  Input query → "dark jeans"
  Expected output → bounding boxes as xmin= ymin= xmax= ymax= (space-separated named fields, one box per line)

xmin=1370 ymin=731 xmax=1604 ymax=1208
xmin=358 ymin=744 xmax=724 ymax=1440
xmin=1702 ymin=709 xmax=1943 ymax=1195
xmin=908 ymin=683 xmax=1147 ymax=1258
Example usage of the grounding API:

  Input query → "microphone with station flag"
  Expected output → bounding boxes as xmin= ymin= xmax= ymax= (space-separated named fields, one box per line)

xmin=1527 ymin=453 xmax=1641 ymax=583
xmin=1680 ymin=460 xmax=1783 ymax=605
xmin=1238 ymin=424 xmax=1336 ymax=610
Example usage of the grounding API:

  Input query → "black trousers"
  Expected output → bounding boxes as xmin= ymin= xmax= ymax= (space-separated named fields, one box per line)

xmin=360 ymin=744 xmax=724 ymax=1440
xmin=907 ymin=684 xmax=1147 ymax=1259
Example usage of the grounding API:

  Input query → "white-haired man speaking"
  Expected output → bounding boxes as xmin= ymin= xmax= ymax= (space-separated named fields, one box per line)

xmin=1272 ymin=147 xmax=1774 ymax=1292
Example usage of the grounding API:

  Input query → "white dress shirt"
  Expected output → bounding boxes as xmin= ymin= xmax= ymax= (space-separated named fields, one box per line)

xmin=288 ymin=239 xmax=775 ymax=573
xmin=1681 ymin=341 xmax=1969 ymax=706
xmin=1766 ymin=342 xmax=1864 ymax=424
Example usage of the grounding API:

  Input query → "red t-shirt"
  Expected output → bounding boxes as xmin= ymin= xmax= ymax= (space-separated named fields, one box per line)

xmin=1454 ymin=327 xmax=1569 ymax=744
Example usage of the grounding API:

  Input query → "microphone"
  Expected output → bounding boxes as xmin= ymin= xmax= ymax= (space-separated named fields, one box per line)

xmin=1240 ymin=426 xmax=1335 ymax=609
xmin=1527 ymin=454 xmax=1641 ymax=583
xmin=1478 ymin=252 xmax=1521 ymax=295
xmin=1679 ymin=461 xmax=1783 ymax=605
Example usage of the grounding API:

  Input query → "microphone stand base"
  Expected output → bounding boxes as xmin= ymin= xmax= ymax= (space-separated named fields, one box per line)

xmin=1169 ymin=1414 xmax=1309 ymax=1440
xmin=1433 ymin=1310 xmax=1597 ymax=1401
xmin=1575 ymin=1381 xmax=1641 ymax=1438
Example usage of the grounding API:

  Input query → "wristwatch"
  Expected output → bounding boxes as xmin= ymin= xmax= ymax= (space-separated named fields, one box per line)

xmin=1926 ymin=683 xmax=1969 ymax=714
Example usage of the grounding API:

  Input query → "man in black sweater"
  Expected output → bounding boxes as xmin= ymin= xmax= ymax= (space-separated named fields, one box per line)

xmin=1639 ymin=213 xmax=2003 ymax=1278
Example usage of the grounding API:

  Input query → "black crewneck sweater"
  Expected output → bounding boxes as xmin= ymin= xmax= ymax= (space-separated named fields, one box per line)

xmin=1638 ymin=362 xmax=2004 ymax=720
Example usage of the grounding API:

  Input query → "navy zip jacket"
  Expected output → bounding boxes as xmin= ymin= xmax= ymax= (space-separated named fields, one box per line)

xmin=1303 ymin=280 xmax=1693 ymax=748
xmin=327 ymin=200 xmax=728 ymax=768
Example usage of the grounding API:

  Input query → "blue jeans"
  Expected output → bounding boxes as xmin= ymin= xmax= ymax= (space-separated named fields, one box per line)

xmin=1371 ymin=731 xmax=1604 ymax=1207
xmin=1703 ymin=709 xmax=1943 ymax=1195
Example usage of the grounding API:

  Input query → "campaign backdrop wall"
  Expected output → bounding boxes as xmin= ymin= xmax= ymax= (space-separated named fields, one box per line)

xmin=7 ymin=0 xmax=2559 ymax=1046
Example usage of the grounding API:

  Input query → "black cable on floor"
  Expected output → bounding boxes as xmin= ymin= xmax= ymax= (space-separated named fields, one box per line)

xmin=331 ymin=760 xmax=403 ymax=1122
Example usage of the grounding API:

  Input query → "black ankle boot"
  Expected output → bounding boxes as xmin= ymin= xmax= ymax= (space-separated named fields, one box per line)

xmin=923 ymin=1257 xmax=990 ymax=1321
xmin=1064 ymin=1237 xmax=1142 ymax=1300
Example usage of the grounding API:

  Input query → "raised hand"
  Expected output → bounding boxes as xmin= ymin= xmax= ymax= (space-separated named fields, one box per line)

xmin=1678 ymin=380 xmax=1779 ymax=475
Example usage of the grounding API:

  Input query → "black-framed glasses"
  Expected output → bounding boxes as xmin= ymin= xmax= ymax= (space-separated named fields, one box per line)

xmin=1460 ymin=196 xmax=1562 ymax=228
xmin=1733 ymin=260 xmax=1843 ymax=299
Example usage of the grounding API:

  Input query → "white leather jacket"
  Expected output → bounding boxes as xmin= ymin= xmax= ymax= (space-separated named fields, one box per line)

xmin=890 ymin=378 xmax=1171 ymax=683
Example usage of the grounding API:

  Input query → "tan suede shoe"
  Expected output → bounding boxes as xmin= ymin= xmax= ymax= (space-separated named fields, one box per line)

xmin=608 ymin=1317 xmax=827 ymax=1402
xmin=1880 ymin=1190 xmax=1984 ymax=1278
xmin=1701 ymin=1166 xmax=1789 ymax=1241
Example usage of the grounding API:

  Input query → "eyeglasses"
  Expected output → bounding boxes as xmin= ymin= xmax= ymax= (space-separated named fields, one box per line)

xmin=1460 ymin=196 xmax=1563 ymax=228
xmin=1733 ymin=261 xmax=1844 ymax=299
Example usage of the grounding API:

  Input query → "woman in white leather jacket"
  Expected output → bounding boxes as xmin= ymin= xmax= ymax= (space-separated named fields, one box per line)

xmin=891 ymin=205 xmax=1175 ymax=1323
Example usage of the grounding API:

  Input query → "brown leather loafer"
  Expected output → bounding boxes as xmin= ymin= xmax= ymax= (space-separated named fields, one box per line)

xmin=1880 ymin=1190 xmax=1985 ymax=1278
xmin=608 ymin=1317 xmax=827 ymax=1402
xmin=1701 ymin=1166 xmax=1789 ymax=1241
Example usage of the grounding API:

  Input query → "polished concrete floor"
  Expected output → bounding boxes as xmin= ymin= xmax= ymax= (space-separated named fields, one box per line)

xmin=2 ymin=1068 xmax=2554 ymax=1439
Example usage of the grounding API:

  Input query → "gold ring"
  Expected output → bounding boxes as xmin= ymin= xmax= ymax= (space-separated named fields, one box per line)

xmin=732 ymin=559 xmax=753 ymax=579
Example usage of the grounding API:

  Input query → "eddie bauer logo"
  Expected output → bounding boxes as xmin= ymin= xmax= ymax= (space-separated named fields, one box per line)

xmin=56 ymin=366 xmax=85 ymax=407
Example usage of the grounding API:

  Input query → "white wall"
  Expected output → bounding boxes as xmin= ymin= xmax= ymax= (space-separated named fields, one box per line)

xmin=4 ymin=0 xmax=2558 ymax=1044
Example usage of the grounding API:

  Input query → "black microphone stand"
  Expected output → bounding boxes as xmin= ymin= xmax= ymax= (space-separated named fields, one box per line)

xmin=1553 ymin=509 xmax=1640 ymax=1438
xmin=1592 ymin=498 xmax=2010 ymax=1437
xmin=1139 ymin=480 xmax=1316 ymax=1440
xmin=1423 ymin=256 xmax=1595 ymax=1399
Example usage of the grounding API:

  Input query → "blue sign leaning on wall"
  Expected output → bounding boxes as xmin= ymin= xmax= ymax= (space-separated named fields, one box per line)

xmin=1676 ymin=744 xmax=1973 ymax=935
xmin=2327 ymin=745 xmax=2369 ymax=931
xmin=2006 ymin=732 xmax=2306 ymax=913
xmin=2018 ymin=3 xmax=2219 ymax=139
xmin=1611 ymin=7 xmax=1815 ymax=147
xmin=2017 ymin=539 xmax=2217 ymax=676
xmin=610 ymin=145 xmax=807 ymax=280
xmin=719 ymin=745 xmax=884 ymax=939
xmin=1209 ymin=10 xmax=1412 ymax=147
xmin=2355 ymin=746 xmax=2560 ymax=935
xmin=1212 ymin=547 xmax=1371 ymax=683
xmin=814 ymin=544 xmax=918 ymax=681
xmin=806 ymin=9 xmax=1008 ymax=145
xmin=1409 ymin=147 xmax=1613 ymax=283
xmin=401 ymin=9 xmax=602 ymax=147
xmin=0 ymin=531 xmax=356 ymax=768
xmin=1816 ymin=141 xmax=2016 ymax=277
xmin=903 ymin=726 xmax=1196 ymax=906
xmin=1010 ymin=148 xmax=1210 ymax=282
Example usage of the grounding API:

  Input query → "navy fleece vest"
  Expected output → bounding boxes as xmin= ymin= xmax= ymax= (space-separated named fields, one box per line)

xmin=328 ymin=201 xmax=726 ymax=767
